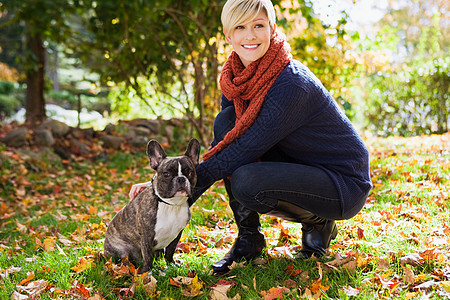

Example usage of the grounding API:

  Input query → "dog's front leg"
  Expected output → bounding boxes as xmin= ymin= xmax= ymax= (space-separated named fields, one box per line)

xmin=165 ymin=230 xmax=183 ymax=264
xmin=140 ymin=232 xmax=155 ymax=273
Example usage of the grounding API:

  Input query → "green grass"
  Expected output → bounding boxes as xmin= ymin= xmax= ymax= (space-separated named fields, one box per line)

xmin=1 ymin=134 xmax=449 ymax=299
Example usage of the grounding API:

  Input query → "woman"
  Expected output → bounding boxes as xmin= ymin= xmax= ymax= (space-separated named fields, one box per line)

xmin=130 ymin=0 xmax=372 ymax=274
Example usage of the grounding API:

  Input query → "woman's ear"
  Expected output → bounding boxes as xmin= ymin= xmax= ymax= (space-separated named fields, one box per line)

xmin=224 ymin=31 xmax=231 ymax=43
xmin=271 ymin=24 xmax=277 ymax=36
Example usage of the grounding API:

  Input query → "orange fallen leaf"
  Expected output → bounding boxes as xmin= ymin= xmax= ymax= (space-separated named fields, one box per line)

xmin=18 ymin=271 xmax=35 ymax=285
xmin=260 ymin=287 xmax=289 ymax=300
xmin=72 ymin=257 xmax=95 ymax=273
xmin=285 ymin=264 xmax=301 ymax=276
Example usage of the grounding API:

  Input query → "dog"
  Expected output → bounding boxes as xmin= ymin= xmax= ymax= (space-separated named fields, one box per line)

xmin=103 ymin=139 xmax=200 ymax=273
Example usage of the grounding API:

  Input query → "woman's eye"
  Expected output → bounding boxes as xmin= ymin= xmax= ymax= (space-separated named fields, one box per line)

xmin=255 ymin=24 xmax=264 ymax=28
xmin=235 ymin=25 xmax=244 ymax=30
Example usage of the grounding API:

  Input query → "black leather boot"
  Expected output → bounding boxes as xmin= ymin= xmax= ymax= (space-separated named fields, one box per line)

xmin=266 ymin=200 xmax=338 ymax=258
xmin=211 ymin=179 xmax=266 ymax=274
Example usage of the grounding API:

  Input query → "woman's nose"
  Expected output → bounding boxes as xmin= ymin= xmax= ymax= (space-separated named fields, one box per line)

xmin=245 ymin=28 xmax=256 ymax=40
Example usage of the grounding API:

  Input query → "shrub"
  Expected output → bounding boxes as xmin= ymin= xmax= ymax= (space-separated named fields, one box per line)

xmin=0 ymin=94 xmax=20 ymax=116
xmin=0 ymin=81 xmax=14 ymax=95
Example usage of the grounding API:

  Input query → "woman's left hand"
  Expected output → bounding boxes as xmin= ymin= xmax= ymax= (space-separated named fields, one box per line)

xmin=129 ymin=181 xmax=152 ymax=200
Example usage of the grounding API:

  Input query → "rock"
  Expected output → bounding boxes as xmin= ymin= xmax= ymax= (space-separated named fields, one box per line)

xmin=39 ymin=119 xmax=70 ymax=137
xmin=122 ymin=130 xmax=136 ymax=140
xmin=129 ymin=135 xmax=149 ymax=148
xmin=15 ymin=148 xmax=61 ymax=163
xmin=71 ymin=127 xmax=95 ymax=140
xmin=70 ymin=138 xmax=89 ymax=155
xmin=129 ymin=126 xmax=151 ymax=137
xmin=1 ymin=127 xmax=28 ymax=147
xmin=99 ymin=135 xmax=124 ymax=150
xmin=36 ymin=129 xmax=55 ymax=147
xmin=103 ymin=123 xmax=116 ymax=134
xmin=164 ymin=125 xmax=175 ymax=142
xmin=128 ymin=118 xmax=161 ymax=133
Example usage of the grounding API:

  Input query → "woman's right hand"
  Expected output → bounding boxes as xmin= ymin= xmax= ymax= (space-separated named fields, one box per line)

xmin=129 ymin=181 xmax=152 ymax=200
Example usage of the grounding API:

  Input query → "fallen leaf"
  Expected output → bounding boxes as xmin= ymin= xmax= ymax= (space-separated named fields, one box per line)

xmin=18 ymin=271 xmax=35 ymax=285
xmin=143 ymin=275 xmax=158 ymax=297
xmin=283 ymin=279 xmax=298 ymax=288
xmin=16 ymin=279 xmax=48 ymax=297
xmin=402 ymin=265 xmax=415 ymax=285
xmin=210 ymin=279 xmax=232 ymax=300
xmin=0 ymin=266 xmax=21 ymax=279
xmin=400 ymin=253 xmax=423 ymax=267
xmin=10 ymin=291 xmax=28 ymax=300
xmin=343 ymin=285 xmax=360 ymax=297
xmin=181 ymin=275 xmax=204 ymax=297
xmin=441 ymin=281 xmax=450 ymax=292
xmin=43 ymin=237 xmax=56 ymax=252
xmin=260 ymin=287 xmax=289 ymax=300
xmin=357 ymin=227 xmax=365 ymax=240
xmin=310 ymin=278 xmax=330 ymax=296
xmin=285 ymin=264 xmax=301 ymax=276
xmin=72 ymin=256 xmax=95 ymax=273
xmin=413 ymin=280 xmax=439 ymax=291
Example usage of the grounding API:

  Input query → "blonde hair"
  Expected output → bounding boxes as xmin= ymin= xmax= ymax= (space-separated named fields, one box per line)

xmin=221 ymin=0 xmax=276 ymax=35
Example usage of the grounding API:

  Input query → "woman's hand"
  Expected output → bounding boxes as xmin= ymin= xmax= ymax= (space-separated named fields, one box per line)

xmin=129 ymin=181 xmax=152 ymax=200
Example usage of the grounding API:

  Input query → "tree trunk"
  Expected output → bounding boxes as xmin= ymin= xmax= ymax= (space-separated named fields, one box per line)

xmin=25 ymin=30 xmax=46 ymax=125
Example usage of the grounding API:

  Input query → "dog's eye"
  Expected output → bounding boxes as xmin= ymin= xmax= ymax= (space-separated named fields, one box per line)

xmin=163 ymin=172 xmax=171 ymax=178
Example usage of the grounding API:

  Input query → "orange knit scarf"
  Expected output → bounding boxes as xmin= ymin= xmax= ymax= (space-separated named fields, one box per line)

xmin=203 ymin=30 xmax=292 ymax=161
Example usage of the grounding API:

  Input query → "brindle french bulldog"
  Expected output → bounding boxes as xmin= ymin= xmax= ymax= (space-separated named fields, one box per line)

xmin=104 ymin=139 xmax=200 ymax=273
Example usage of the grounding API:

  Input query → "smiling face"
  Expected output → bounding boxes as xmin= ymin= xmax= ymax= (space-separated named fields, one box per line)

xmin=225 ymin=10 xmax=275 ymax=68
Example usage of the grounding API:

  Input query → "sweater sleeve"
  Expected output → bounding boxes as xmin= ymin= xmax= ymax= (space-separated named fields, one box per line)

xmin=195 ymin=65 xmax=329 ymax=189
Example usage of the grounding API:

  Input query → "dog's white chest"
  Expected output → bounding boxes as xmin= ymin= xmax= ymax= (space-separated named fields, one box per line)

xmin=154 ymin=202 xmax=190 ymax=250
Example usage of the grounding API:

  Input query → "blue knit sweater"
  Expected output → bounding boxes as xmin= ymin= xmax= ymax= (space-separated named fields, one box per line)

xmin=195 ymin=59 xmax=372 ymax=216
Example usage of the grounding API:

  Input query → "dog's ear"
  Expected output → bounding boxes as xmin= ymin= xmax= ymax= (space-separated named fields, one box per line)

xmin=184 ymin=139 xmax=201 ymax=167
xmin=147 ymin=140 xmax=167 ymax=170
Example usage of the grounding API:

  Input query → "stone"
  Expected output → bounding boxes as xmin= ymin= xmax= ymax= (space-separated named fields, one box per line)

xmin=70 ymin=138 xmax=89 ymax=155
xmin=128 ymin=135 xmax=149 ymax=148
xmin=130 ymin=126 xmax=151 ymax=137
xmin=1 ymin=127 xmax=28 ymax=147
xmin=36 ymin=129 xmax=55 ymax=147
xmin=39 ymin=119 xmax=70 ymax=137
xmin=103 ymin=123 xmax=116 ymax=134
xmin=99 ymin=135 xmax=124 ymax=150
xmin=128 ymin=119 xmax=161 ymax=133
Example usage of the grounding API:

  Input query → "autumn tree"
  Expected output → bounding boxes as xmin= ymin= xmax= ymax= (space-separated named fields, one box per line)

xmin=362 ymin=0 xmax=449 ymax=135
xmin=72 ymin=0 xmax=225 ymax=145
xmin=0 ymin=0 xmax=77 ymax=124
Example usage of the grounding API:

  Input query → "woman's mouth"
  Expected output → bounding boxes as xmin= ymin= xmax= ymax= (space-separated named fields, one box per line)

xmin=242 ymin=44 xmax=259 ymax=49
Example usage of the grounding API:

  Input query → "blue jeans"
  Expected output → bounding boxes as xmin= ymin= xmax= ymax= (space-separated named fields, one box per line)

xmin=212 ymin=106 xmax=343 ymax=221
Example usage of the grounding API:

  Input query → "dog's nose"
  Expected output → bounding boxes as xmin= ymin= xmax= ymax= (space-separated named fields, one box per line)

xmin=177 ymin=177 xmax=186 ymax=184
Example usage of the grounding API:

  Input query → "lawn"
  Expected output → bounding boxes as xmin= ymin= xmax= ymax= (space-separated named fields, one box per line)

xmin=1 ymin=133 xmax=449 ymax=299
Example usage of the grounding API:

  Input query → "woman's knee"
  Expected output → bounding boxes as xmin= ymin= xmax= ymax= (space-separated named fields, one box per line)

xmin=229 ymin=165 xmax=277 ymax=212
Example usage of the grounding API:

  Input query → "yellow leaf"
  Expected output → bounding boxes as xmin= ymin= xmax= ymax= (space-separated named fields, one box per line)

xmin=405 ymin=292 xmax=418 ymax=300
xmin=179 ymin=275 xmax=204 ymax=297
xmin=441 ymin=281 xmax=450 ymax=292
xmin=72 ymin=257 xmax=95 ymax=273
xmin=43 ymin=237 xmax=55 ymax=252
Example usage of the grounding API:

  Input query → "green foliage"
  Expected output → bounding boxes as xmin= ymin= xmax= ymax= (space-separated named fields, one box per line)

xmin=0 ymin=81 xmax=14 ymax=95
xmin=365 ymin=57 xmax=449 ymax=136
xmin=0 ymin=94 xmax=20 ymax=116
xmin=362 ymin=0 xmax=449 ymax=136
xmin=278 ymin=1 xmax=360 ymax=119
